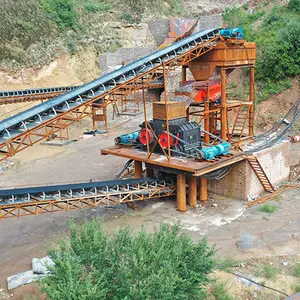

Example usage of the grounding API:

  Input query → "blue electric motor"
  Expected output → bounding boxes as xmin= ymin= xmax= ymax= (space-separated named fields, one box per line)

xmin=200 ymin=142 xmax=231 ymax=160
xmin=220 ymin=28 xmax=244 ymax=39
xmin=115 ymin=131 xmax=140 ymax=145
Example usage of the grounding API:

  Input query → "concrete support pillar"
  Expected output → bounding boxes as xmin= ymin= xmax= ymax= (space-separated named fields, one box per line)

xmin=188 ymin=176 xmax=197 ymax=207
xmin=249 ymin=66 xmax=255 ymax=136
xmin=199 ymin=178 xmax=208 ymax=201
xmin=221 ymin=68 xmax=227 ymax=141
xmin=134 ymin=161 xmax=143 ymax=178
xmin=177 ymin=173 xmax=187 ymax=212
xmin=182 ymin=66 xmax=187 ymax=83
xmin=146 ymin=168 xmax=154 ymax=177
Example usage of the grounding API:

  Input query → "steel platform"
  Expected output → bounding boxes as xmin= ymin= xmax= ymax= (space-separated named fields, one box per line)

xmin=101 ymin=146 xmax=245 ymax=176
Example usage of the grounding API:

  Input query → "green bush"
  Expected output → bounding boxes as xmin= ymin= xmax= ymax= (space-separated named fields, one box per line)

xmin=40 ymin=0 xmax=77 ymax=30
xmin=223 ymin=4 xmax=300 ymax=102
xmin=288 ymin=0 xmax=300 ymax=12
xmin=40 ymin=220 xmax=215 ymax=299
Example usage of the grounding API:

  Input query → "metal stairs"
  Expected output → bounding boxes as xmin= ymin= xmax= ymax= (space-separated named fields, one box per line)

xmin=230 ymin=103 xmax=251 ymax=148
xmin=247 ymin=156 xmax=275 ymax=193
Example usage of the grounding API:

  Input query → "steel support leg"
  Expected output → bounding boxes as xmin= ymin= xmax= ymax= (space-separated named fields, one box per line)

xmin=188 ymin=176 xmax=197 ymax=207
xmin=182 ymin=66 xmax=187 ymax=83
xmin=249 ymin=66 xmax=255 ymax=136
xmin=199 ymin=178 xmax=208 ymax=201
xmin=221 ymin=68 xmax=227 ymax=141
xmin=134 ymin=161 xmax=143 ymax=178
xmin=177 ymin=173 xmax=187 ymax=212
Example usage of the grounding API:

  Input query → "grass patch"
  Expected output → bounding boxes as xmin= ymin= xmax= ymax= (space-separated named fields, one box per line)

xmin=294 ymin=282 xmax=300 ymax=293
xmin=293 ymin=263 xmax=300 ymax=277
xmin=256 ymin=204 xmax=278 ymax=214
xmin=255 ymin=264 xmax=279 ymax=280
xmin=216 ymin=257 xmax=241 ymax=272
xmin=210 ymin=281 xmax=233 ymax=300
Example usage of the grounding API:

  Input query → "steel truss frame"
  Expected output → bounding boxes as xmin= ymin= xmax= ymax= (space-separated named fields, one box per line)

xmin=0 ymin=35 xmax=221 ymax=161
xmin=0 ymin=183 xmax=176 ymax=219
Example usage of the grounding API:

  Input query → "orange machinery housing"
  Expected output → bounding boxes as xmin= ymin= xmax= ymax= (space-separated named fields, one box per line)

xmin=194 ymin=82 xmax=221 ymax=102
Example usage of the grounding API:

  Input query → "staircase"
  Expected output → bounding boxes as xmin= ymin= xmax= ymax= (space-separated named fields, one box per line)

xmin=231 ymin=104 xmax=251 ymax=148
xmin=247 ymin=156 xmax=275 ymax=193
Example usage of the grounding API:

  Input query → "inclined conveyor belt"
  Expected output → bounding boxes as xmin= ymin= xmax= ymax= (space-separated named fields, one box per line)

xmin=0 ymin=177 xmax=173 ymax=205
xmin=0 ymin=28 xmax=220 ymax=144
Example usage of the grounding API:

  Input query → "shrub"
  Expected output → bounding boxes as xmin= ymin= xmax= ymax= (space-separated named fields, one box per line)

xmin=288 ymin=0 xmax=300 ymax=12
xmin=40 ymin=220 xmax=216 ymax=299
xmin=39 ymin=0 xmax=77 ymax=30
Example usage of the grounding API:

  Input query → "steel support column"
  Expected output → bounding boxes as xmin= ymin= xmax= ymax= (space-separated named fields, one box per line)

xmin=204 ymin=84 xmax=210 ymax=144
xmin=199 ymin=178 xmax=208 ymax=201
xmin=221 ymin=68 xmax=227 ymax=140
xmin=188 ymin=176 xmax=197 ymax=207
xmin=134 ymin=161 xmax=143 ymax=178
xmin=182 ymin=66 xmax=187 ymax=83
xmin=249 ymin=66 xmax=255 ymax=136
xmin=177 ymin=173 xmax=187 ymax=212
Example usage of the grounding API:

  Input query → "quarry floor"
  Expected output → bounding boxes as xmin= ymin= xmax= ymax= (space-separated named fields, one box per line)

xmin=0 ymin=112 xmax=299 ymax=299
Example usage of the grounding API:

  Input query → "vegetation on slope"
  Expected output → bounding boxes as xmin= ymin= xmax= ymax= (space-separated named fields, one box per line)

xmin=224 ymin=0 xmax=300 ymax=102
xmin=0 ymin=0 xmax=187 ymax=69
xmin=40 ymin=220 xmax=215 ymax=299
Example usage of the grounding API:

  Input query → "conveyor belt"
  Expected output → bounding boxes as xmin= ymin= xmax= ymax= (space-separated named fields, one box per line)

xmin=0 ymin=28 xmax=220 ymax=160
xmin=0 ymin=177 xmax=176 ymax=218
xmin=0 ymin=86 xmax=78 ymax=100
xmin=0 ymin=86 xmax=78 ymax=105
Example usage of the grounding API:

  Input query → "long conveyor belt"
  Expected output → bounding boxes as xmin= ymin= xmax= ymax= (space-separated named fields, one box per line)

xmin=0 ymin=28 xmax=221 ymax=161
xmin=0 ymin=86 xmax=78 ymax=104
xmin=0 ymin=177 xmax=176 ymax=219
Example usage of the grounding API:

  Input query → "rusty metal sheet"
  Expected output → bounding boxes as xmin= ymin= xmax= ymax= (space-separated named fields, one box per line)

xmin=169 ymin=17 xmax=200 ymax=40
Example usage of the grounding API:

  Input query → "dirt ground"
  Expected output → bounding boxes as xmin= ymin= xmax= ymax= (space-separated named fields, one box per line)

xmin=0 ymin=105 xmax=299 ymax=299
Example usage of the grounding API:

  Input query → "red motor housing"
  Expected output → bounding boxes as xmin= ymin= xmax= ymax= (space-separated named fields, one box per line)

xmin=139 ymin=128 xmax=154 ymax=145
xmin=158 ymin=132 xmax=174 ymax=149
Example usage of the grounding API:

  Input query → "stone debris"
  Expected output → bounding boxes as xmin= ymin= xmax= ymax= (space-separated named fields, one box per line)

xmin=177 ymin=83 xmax=194 ymax=92
xmin=7 ymin=271 xmax=45 ymax=290
xmin=7 ymin=256 xmax=54 ymax=290
xmin=32 ymin=256 xmax=54 ymax=275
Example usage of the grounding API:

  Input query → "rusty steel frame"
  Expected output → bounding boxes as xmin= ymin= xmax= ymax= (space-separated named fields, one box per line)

xmin=0 ymin=92 xmax=65 ymax=105
xmin=246 ymin=183 xmax=300 ymax=208
xmin=0 ymin=35 xmax=221 ymax=162
xmin=0 ymin=184 xmax=176 ymax=219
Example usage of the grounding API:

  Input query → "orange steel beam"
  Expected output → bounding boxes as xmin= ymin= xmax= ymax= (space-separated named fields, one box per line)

xmin=177 ymin=173 xmax=187 ymax=212
xmin=220 ymin=68 xmax=227 ymax=140
xmin=249 ymin=66 xmax=255 ymax=136
xmin=188 ymin=176 xmax=197 ymax=207
xmin=0 ymin=92 xmax=65 ymax=105
xmin=0 ymin=184 xmax=176 ymax=219
xmin=0 ymin=35 xmax=221 ymax=162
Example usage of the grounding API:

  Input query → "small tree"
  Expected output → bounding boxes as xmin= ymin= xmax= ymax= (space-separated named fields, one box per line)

xmin=41 ymin=219 xmax=215 ymax=299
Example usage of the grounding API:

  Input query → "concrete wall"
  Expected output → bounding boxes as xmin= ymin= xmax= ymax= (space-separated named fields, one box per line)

xmin=208 ymin=141 xmax=291 ymax=200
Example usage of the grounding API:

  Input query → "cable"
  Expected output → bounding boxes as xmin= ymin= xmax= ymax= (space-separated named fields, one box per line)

xmin=226 ymin=270 xmax=289 ymax=297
